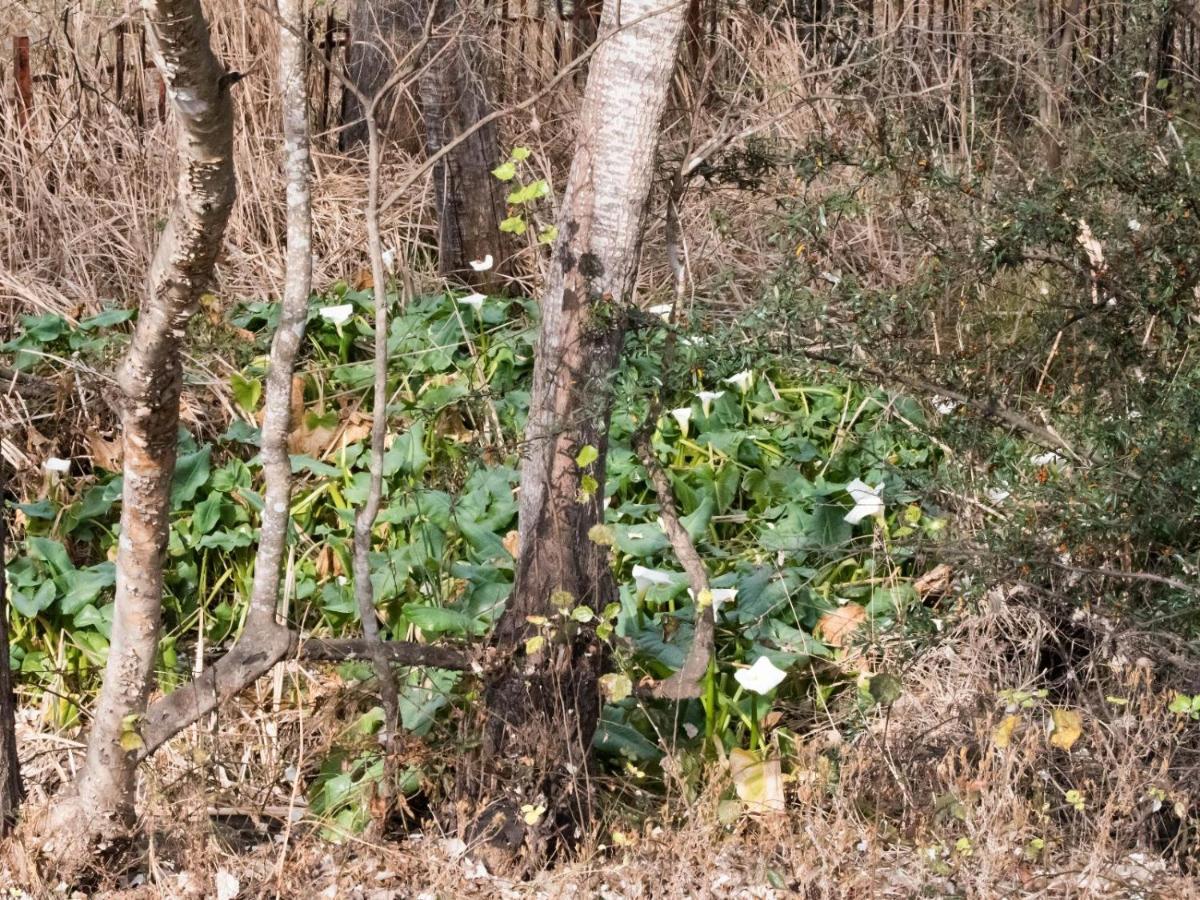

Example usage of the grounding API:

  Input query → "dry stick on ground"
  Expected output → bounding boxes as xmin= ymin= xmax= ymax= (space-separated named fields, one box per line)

xmin=46 ymin=0 xmax=239 ymax=842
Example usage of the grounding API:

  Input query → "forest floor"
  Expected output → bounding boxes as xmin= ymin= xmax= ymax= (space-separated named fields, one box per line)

xmin=5 ymin=594 xmax=1200 ymax=898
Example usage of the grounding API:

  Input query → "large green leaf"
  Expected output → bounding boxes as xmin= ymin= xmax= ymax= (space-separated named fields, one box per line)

xmin=171 ymin=447 xmax=212 ymax=506
xmin=61 ymin=562 xmax=116 ymax=615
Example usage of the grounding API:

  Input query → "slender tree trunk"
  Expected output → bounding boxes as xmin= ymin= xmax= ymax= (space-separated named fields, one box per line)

xmin=420 ymin=0 xmax=509 ymax=289
xmin=0 ymin=466 xmax=23 ymax=832
xmin=127 ymin=0 xmax=316 ymax=762
xmin=477 ymin=0 xmax=686 ymax=856
xmin=45 ymin=0 xmax=236 ymax=843
xmin=1042 ymin=0 xmax=1082 ymax=170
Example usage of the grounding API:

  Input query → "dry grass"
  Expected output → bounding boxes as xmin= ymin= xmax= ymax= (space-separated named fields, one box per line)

xmin=1 ymin=595 xmax=1197 ymax=897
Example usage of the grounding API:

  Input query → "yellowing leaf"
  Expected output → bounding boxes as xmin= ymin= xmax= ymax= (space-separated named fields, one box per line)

xmin=1050 ymin=708 xmax=1083 ymax=751
xmin=520 ymin=803 xmax=545 ymax=825
xmin=993 ymin=714 xmax=1020 ymax=749
xmin=599 ymin=672 xmax=632 ymax=703
xmin=525 ymin=635 xmax=546 ymax=656
xmin=729 ymin=747 xmax=785 ymax=815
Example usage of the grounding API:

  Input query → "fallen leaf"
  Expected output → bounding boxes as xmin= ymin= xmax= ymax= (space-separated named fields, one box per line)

xmin=914 ymin=563 xmax=953 ymax=597
xmin=502 ymin=530 xmax=520 ymax=560
xmin=729 ymin=747 xmax=785 ymax=815
xmin=993 ymin=714 xmax=1020 ymax=749
xmin=1050 ymin=708 xmax=1083 ymax=751
xmin=214 ymin=869 xmax=240 ymax=900
xmin=353 ymin=267 xmax=374 ymax=291
xmin=87 ymin=431 xmax=123 ymax=472
xmin=817 ymin=604 xmax=867 ymax=648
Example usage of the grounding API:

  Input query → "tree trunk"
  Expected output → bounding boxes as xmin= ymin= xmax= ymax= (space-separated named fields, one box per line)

xmin=46 ymin=0 xmax=236 ymax=843
xmin=340 ymin=0 xmax=425 ymax=151
xmin=0 ymin=466 xmax=23 ymax=832
xmin=1042 ymin=0 xmax=1081 ymax=170
xmin=420 ymin=0 xmax=509 ymax=289
xmin=477 ymin=0 xmax=686 ymax=855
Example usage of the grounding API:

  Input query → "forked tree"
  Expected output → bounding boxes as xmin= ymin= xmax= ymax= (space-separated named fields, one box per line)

xmin=44 ymin=0 xmax=238 ymax=843
xmin=477 ymin=0 xmax=688 ymax=851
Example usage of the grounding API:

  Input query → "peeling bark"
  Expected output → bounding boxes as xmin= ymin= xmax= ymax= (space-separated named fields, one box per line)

xmin=479 ymin=0 xmax=687 ymax=850
xmin=48 ymin=0 xmax=237 ymax=842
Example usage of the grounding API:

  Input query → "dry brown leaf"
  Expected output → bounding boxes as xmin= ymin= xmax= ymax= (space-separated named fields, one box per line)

xmin=914 ymin=563 xmax=953 ymax=597
xmin=87 ymin=431 xmax=122 ymax=472
xmin=502 ymin=530 xmax=520 ymax=560
xmin=993 ymin=714 xmax=1020 ymax=749
xmin=1050 ymin=708 xmax=1083 ymax=751
xmin=352 ymin=267 xmax=374 ymax=291
xmin=817 ymin=604 xmax=868 ymax=648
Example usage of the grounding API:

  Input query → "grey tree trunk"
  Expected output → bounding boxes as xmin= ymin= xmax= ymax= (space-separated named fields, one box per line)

xmin=478 ymin=0 xmax=686 ymax=855
xmin=45 ymin=0 xmax=236 ymax=844
xmin=0 ymin=465 xmax=23 ymax=832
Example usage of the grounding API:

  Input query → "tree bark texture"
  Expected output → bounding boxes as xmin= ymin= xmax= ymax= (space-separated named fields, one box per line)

xmin=50 ymin=0 xmax=236 ymax=840
xmin=129 ymin=0 xmax=314 ymax=764
xmin=479 ymin=0 xmax=686 ymax=848
xmin=340 ymin=0 xmax=425 ymax=151
xmin=420 ymin=0 xmax=510 ymax=289
xmin=0 ymin=467 xmax=24 ymax=832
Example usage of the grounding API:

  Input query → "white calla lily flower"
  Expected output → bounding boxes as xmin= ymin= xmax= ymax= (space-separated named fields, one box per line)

xmin=723 ymin=370 xmax=753 ymax=393
xmin=648 ymin=303 xmax=673 ymax=320
xmin=43 ymin=457 xmax=70 ymax=474
xmin=844 ymin=478 xmax=885 ymax=525
xmin=469 ymin=254 xmax=494 ymax=272
xmin=671 ymin=407 xmax=692 ymax=436
xmin=458 ymin=292 xmax=487 ymax=312
xmin=319 ymin=304 xmax=354 ymax=326
xmin=696 ymin=390 xmax=725 ymax=416
xmin=1030 ymin=451 xmax=1065 ymax=466
xmin=632 ymin=565 xmax=674 ymax=592
xmin=932 ymin=396 xmax=958 ymax=414
xmin=689 ymin=586 xmax=737 ymax=615
xmin=735 ymin=656 xmax=788 ymax=695
xmin=381 ymin=247 xmax=397 ymax=273
xmin=987 ymin=487 xmax=1011 ymax=504
xmin=1128 ymin=219 xmax=1142 ymax=232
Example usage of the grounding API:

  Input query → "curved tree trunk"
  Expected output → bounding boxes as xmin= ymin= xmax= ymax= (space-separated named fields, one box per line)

xmin=45 ymin=0 xmax=236 ymax=843
xmin=477 ymin=0 xmax=686 ymax=857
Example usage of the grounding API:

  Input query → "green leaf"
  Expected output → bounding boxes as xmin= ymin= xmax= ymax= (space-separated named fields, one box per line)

xmin=868 ymin=672 xmax=903 ymax=706
xmin=491 ymin=161 xmax=517 ymax=181
xmin=16 ymin=499 xmax=56 ymax=520
xmin=575 ymin=444 xmax=599 ymax=468
xmin=537 ymin=225 xmax=558 ymax=245
xmin=79 ymin=308 xmax=135 ymax=330
xmin=27 ymin=537 xmax=74 ymax=578
xmin=506 ymin=180 xmax=549 ymax=205
xmin=499 ymin=215 xmax=527 ymax=235
xmin=61 ymin=563 xmax=116 ymax=615
xmin=171 ymin=447 xmax=212 ymax=506
xmin=191 ymin=492 xmax=224 ymax=537
xmin=593 ymin=710 xmax=662 ymax=761
xmin=230 ymin=373 xmax=262 ymax=413
xmin=403 ymin=604 xmax=480 ymax=637
xmin=382 ymin=424 xmax=430 ymax=477
xmin=510 ymin=146 xmax=531 ymax=161
xmin=11 ymin=580 xmax=56 ymax=618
